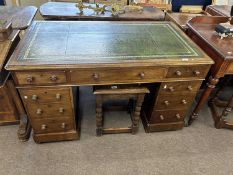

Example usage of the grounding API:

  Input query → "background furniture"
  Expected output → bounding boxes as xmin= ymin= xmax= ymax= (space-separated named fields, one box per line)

xmin=165 ymin=5 xmax=232 ymax=32
xmin=186 ymin=16 xmax=233 ymax=126
xmin=6 ymin=21 xmax=213 ymax=143
xmin=40 ymin=2 xmax=165 ymax=21
xmin=0 ymin=6 xmax=37 ymax=141
xmin=0 ymin=22 xmax=21 ymax=126
xmin=94 ymin=85 xmax=149 ymax=136
xmin=171 ymin=0 xmax=212 ymax=12
xmin=0 ymin=0 xmax=5 ymax=5
xmin=209 ymin=78 xmax=233 ymax=129
xmin=206 ymin=5 xmax=232 ymax=17
xmin=0 ymin=6 xmax=37 ymax=30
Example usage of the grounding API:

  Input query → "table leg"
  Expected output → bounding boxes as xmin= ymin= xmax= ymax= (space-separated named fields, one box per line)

xmin=188 ymin=76 xmax=219 ymax=125
xmin=96 ymin=95 xmax=103 ymax=136
xmin=132 ymin=94 xmax=144 ymax=134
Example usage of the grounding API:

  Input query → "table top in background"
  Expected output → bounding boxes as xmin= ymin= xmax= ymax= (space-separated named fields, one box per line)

xmin=0 ymin=6 xmax=37 ymax=30
xmin=39 ymin=2 xmax=165 ymax=21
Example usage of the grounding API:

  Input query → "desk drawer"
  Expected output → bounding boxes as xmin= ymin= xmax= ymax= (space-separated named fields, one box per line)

xmin=155 ymin=93 xmax=195 ymax=110
xmin=160 ymin=80 xmax=202 ymax=94
xmin=26 ymin=103 xmax=73 ymax=119
xmin=31 ymin=117 xmax=75 ymax=134
xmin=70 ymin=67 xmax=167 ymax=85
xmin=19 ymin=87 xmax=71 ymax=104
xmin=166 ymin=65 xmax=209 ymax=79
xmin=151 ymin=110 xmax=186 ymax=123
xmin=15 ymin=71 xmax=67 ymax=85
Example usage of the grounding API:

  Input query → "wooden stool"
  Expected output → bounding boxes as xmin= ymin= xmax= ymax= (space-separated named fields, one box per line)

xmin=93 ymin=85 xmax=149 ymax=136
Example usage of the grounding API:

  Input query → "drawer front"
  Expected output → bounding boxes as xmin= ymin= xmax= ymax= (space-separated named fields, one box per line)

xmin=26 ymin=103 xmax=73 ymax=119
xmin=166 ymin=66 xmax=209 ymax=79
xmin=160 ymin=80 xmax=202 ymax=94
xmin=15 ymin=71 xmax=67 ymax=85
xmin=31 ymin=117 xmax=75 ymax=134
xmin=151 ymin=110 xmax=186 ymax=123
xmin=155 ymin=94 xmax=196 ymax=110
xmin=19 ymin=87 xmax=71 ymax=104
xmin=70 ymin=67 xmax=167 ymax=85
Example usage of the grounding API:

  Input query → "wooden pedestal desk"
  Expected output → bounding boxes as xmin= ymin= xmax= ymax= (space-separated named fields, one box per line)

xmin=186 ymin=16 xmax=233 ymax=126
xmin=6 ymin=21 xmax=213 ymax=143
xmin=39 ymin=2 xmax=165 ymax=21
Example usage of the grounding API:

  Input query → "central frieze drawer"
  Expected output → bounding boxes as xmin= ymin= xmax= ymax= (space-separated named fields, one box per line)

xmin=14 ymin=71 xmax=67 ymax=85
xmin=70 ymin=67 xmax=167 ymax=85
xmin=31 ymin=117 xmax=75 ymax=134
xmin=26 ymin=103 xmax=73 ymax=119
xmin=19 ymin=87 xmax=71 ymax=103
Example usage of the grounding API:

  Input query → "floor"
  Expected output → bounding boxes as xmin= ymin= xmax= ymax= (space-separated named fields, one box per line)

xmin=0 ymin=87 xmax=233 ymax=175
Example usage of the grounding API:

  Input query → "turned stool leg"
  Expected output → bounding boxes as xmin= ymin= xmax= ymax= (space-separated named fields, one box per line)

xmin=96 ymin=95 xmax=103 ymax=136
xmin=131 ymin=94 xmax=144 ymax=134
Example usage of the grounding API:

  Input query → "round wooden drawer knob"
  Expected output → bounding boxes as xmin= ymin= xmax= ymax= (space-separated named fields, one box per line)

xmin=182 ymin=99 xmax=187 ymax=104
xmin=59 ymin=108 xmax=64 ymax=113
xmin=41 ymin=124 xmax=47 ymax=130
xmin=31 ymin=95 xmax=38 ymax=101
xmin=168 ymin=87 xmax=175 ymax=92
xmin=36 ymin=109 xmax=43 ymax=115
xmin=26 ymin=76 xmax=33 ymax=83
xmin=175 ymin=70 xmax=182 ymax=76
xmin=61 ymin=123 xmax=66 ymax=129
xmin=139 ymin=72 xmax=145 ymax=79
xmin=193 ymin=70 xmax=200 ymax=76
xmin=176 ymin=114 xmax=181 ymax=119
xmin=92 ymin=73 xmax=99 ymax=80
xmin=187 ymin=86 xmax=193 ymax=91
xmin=56 ymin=93 xmax=61 ymax=100
xmin=164 ymin=101 xmax=170 ymax=106
xmin=50 ymin=75 xmax=57 ymax=81
xmin=159 ymin=115 xmax=164 ymax=120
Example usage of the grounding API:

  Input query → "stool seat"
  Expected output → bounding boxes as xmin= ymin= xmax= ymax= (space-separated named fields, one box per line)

xmin=93 ymin=85 xmax=149 ymax=136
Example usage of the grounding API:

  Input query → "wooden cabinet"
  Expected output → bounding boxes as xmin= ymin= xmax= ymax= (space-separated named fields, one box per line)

xmin=142 ymin=80 xmax=203 ymax=132
xmin=19 ymin=87 xmax=79 ymax=143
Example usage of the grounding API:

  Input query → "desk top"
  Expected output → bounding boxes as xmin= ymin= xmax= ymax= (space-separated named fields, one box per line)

xmin=0 ymin=6 xmax=37 ymax=30
xmin=6 ymin=21 xmax=212 ymax=70
xmin=39 ymin=2 xmax=165 ymax=21
xmin=187 ymin=16 xmax=233 ymax=61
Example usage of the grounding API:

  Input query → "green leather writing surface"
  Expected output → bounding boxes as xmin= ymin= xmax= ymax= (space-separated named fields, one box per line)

xmin=17 ymin=21 xmax=203 ymax=63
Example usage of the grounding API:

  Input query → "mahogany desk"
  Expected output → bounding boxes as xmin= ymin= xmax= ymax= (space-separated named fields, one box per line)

xmin=186 ymin=16 xmax=233 ymax=126
xmin=39 ymin=2 xmax=165 ymax=21
xmin=6 ymin=21 xmax=213 ymax=143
